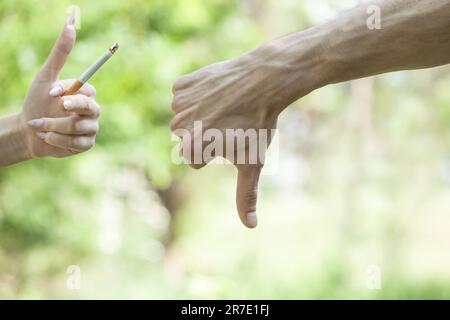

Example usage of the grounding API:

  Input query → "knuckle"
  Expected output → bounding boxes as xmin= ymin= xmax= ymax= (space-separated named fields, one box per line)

xmin=59 ymin=32 xmax=75 ymax=53
xmin=171 ymin=96 xmax=180 ymax=111
xmin=171 ymin=95 xmax=188 ymax=112
xmin=83 ymin=96 xmax=91 ymax=111
xmin=59 ymin=99 xmax=66 ymax=111
xmin=170 ymin=117 xmax=181 ymax=132
xmin=69 ymin=117 xmax=78 ymax=132
xmin=68 ymin=137 xmax=77 ymax=149
xmin=173 ymin=74 xmax=195 ymax=93
xmin=45 ymin=132 xmax=55 ymax=143
xmin=170 ymin=109 xmax=192 ymax=132
xmin=245 ymin=191 xmax=258 ymax=210
xmin=41 ymin=118 xmax=51 ymax=131
xmin=172 ymin=78 xmax=184 ymax=93
xmin=169 ymin=120 xmax=177 ymax=132
xmin=245 ymin=190 xmax=258 ymax=204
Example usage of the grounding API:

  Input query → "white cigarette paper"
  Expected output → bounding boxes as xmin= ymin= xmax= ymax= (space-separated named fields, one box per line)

xmin=79 ymin=43 xmax=119 ymax=84
xmin=63 ymin=43 xmax=119 ymax=96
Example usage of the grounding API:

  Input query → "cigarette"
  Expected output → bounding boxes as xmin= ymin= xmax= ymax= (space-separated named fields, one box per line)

xmin=63 ymin=43 xmax=119 ymax=96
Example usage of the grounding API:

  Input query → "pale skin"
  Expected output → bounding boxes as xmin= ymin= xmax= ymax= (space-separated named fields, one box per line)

xmin=0 ymin=15 xmax=100 ymax=168
xmin=171 ymin=0 xmax=450 ymax=228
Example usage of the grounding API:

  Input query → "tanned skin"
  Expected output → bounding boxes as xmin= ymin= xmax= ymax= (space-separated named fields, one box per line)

xmin=171 ymin=0 xmax=450 ymax=228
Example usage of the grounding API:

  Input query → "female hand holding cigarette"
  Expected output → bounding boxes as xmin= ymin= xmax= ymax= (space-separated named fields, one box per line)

xmin=0 ymin=14 xmax=101 ymax=167
xmin=20 ymin=16 xmax=101 ymax=158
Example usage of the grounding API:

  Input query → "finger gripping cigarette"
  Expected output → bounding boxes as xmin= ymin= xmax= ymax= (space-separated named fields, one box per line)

xmin=63 ymin=43 xmax=119 ymax=96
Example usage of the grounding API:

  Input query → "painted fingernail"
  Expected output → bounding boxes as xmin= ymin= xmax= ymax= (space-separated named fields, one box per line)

xmin=49 ymin=86 xmax=63 ymax=97
xmin=246 ymin=212 xmax=258 ymax=228
xmin=36 ymin=132 xmax=47 ymax=140
xmin=66 ymin=9 xmax=76 ymax=29
xmin=63 ymin=99 xmax=73 ymax=110
xmin=27 ymin=119 xmax=44 ymax=128
xmin=73 ymin=137 xmax=83 ymax=147
xmin=75 ymin=120 xmax=95 ymax=133
xmin=73 ymin=137 xmax=93 ymax=149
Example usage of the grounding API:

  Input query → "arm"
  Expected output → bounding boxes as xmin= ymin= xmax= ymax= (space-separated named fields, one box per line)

xmin=270 ymin=0 xmax=450 ymax=93
xmin=171 ymin=0 xmax=450 ymax=228
xmin=0 ymin=14 xmax=100 ymax=168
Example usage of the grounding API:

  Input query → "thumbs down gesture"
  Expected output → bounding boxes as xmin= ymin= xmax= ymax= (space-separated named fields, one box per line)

xmin=170 ymin=45 xmax=298 ymax=228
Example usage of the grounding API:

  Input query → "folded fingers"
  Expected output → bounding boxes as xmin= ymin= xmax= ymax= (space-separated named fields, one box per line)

xmin=36 ymin=132 xmax=95 ymax=152
xmin=28 ymin=114 xmax=99 ymax=135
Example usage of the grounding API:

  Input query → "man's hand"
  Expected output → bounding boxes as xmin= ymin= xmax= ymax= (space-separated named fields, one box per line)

xmin=170 ymin=46 xmax=316 ymax=228
xmin=170 ymin=0 xmax=450 ymax=229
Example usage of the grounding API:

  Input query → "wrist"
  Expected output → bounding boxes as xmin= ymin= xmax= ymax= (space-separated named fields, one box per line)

xmin=17 ymin=112 xmax=34 ymax=159
xmin=12 ymin=112 xmax=32 ymax=161
xmin=0 ymin=112 xmax=32 ymax=167
xmin=247 ymin=25 xmax=335 ymax=114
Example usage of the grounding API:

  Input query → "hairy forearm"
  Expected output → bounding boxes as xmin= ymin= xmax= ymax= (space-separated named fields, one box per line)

xmin=325 ymin=0 xmax=450 ymax=82
xmin=0 ymin=113 xmax=30 ymax=167
xmin=171 ymin=0 xmax=449 ymax=228
xmin=252 ymin=0 xmax=450 ymax=110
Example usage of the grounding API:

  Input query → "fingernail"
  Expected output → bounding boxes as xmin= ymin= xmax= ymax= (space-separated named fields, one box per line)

xmin=66 ymin=10 xmax=76 ymax=28
xmin=73 ymin=137 xmax=92 ymax=149
xmin=72 ymin=137 xmax=84 ymax=148
xmin=49 ymin=86 xmax=63 ymax=97
xmin=36 ymin=132 xmax=47 ymax=140
xmin=246 ymin=212 xmax=258 ymax=228
xmin=27 ymin=119 xmax=44 ymax=128
xmin=63 ymin=99 xmax=73 ymax=110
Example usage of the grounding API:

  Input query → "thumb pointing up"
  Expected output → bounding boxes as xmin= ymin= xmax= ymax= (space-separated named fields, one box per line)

xmin=39 ymin=12 xmax=76 ymax=81
xmin=236 ymin=164 xmax=263 ymax=229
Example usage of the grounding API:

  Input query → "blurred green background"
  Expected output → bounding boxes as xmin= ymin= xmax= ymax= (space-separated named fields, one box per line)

xmin=1 ymin=0 xmax=450 ymax=299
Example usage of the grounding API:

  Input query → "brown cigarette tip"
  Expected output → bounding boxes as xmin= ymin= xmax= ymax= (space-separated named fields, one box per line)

xmin=63 ymin=79 xmax=84 ymax=96
xmin=109 ymin=43 xmax=119 ymax=54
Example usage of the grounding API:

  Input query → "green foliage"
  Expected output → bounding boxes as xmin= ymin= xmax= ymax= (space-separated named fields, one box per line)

xmin=1 ymin=0 xmax=450 ymax=299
